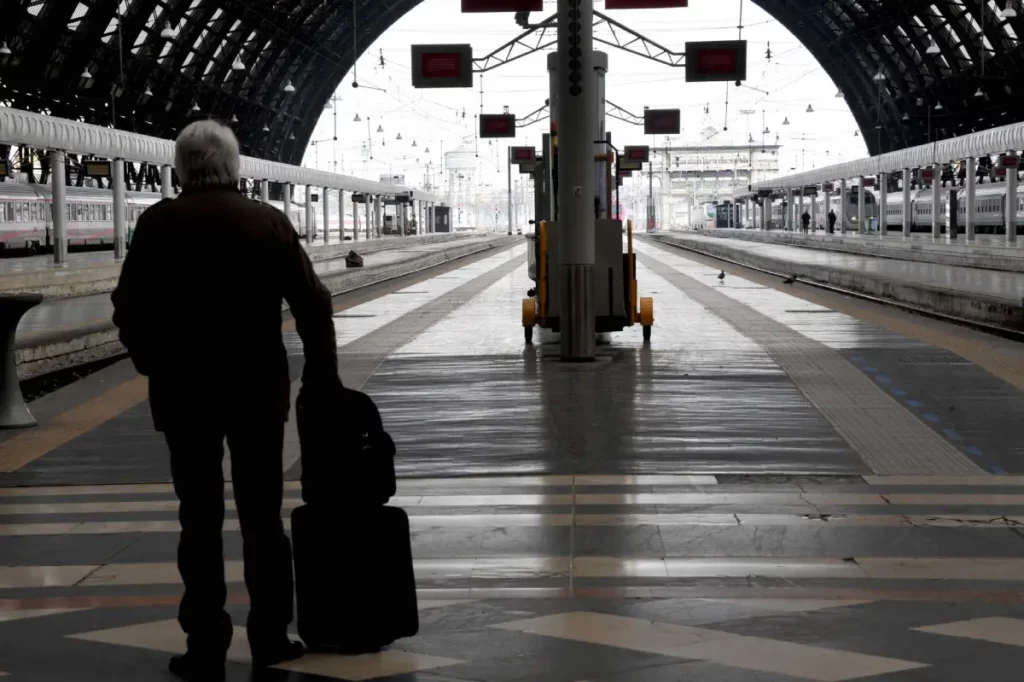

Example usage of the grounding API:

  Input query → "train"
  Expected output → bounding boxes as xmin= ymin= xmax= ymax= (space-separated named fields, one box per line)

xmin=0 ymin=183 xmax=367 ymax=253
xmin=768 ymin=187 xmax=879 ymax=231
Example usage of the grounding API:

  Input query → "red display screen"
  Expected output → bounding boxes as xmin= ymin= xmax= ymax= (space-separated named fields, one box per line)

xmin=421 ymin=52 xmax=463 ymax=79
xmin=643 ymin=109 xmax=681 ymax=135
xmin=625 ymin=147 xmax=648 ymax=161
xmin=606 ymin=0 xmax=687 ymax=8
xmin=695 ymin=48 xmax=738 ymax=75
xmin=619 ymin=169 xmax=634 ymax=177
xmin=461 ymin=0 xmax=542 ymax=11
xmin=511 ymin=147 xmax=535 ymax=162
xmin=480 ymin=114 xmax=516 ymax=138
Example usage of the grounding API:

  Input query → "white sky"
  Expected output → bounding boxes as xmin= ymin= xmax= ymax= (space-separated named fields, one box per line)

xmin=302 ymin=0 xmax=870 ymax=190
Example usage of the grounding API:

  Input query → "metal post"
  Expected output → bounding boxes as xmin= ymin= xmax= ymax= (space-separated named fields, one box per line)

xmin=823 ymin=187 xmax=831 ymax=233
xmin=366 ymin=196 xmax=372 ymax=240
xmin=547 ymin=53 xmax=560 ymax=222
xmin=966 ymin=158 xmax=977 ymax=242
xmin=323 ymin=186 xmax=330 ymax=244
xmin=556 ymin=0 xmax=596 ymax=360
xmin=374 ymin=195 xmax=382 ymax=238
xmin=282 ymin=183 xmax=292 ymax=227
xmin=878 ymin=173 xmax=887 ymax=237
xmin=857 ymin=176 xmax=866 ymax=235
xmin=260 ymin=179 xmax=269 ymax=204
xmin=305 ymin=186 xmax=314 ymax=245
xmin=839 ymin=178 xmax=848 ymax=235
xmin=1007 ymin=154 xmax=1018 ymax=245
xmin=50 ymin=151 xmax=68 ymax=265
xmin=902 ymin=168 xmax=911 ymax=238
xmin=112 ymin=159 xmax=127 ymax=259
xmin=799 ymin=187 xmax=806 ymax=232
xmin=161 ymin=165 xmax=174 ymax=199
xmin=810 ymin=190 xmax=817 ymax=231
xmin=931 ymin=165 xmax=941 ymax=240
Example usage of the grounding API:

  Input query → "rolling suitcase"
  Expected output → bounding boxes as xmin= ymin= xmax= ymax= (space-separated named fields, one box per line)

xmin=291 ymin=503 xmax=419 ymax=653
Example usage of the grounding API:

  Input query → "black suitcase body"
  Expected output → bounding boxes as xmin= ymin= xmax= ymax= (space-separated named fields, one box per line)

xmin=291 ymin=503 xmax=419 ymax=653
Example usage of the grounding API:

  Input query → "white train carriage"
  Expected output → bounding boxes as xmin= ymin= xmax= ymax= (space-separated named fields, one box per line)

xmin=0 ymin=183 xmax=162 ymax=251
xmin=881 ymin=185 xmax=1024 ymax=234
xmin=769 ymin=189 xmax=878 ymax=231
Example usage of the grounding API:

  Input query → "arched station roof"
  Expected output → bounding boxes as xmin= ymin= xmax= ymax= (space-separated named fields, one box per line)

xmin=1 ymin=0 xmax=1022 ymax=164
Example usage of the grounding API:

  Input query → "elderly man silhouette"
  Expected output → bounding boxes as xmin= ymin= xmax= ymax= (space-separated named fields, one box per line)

xmin=112 ymin=120 xmax=339 ymax=681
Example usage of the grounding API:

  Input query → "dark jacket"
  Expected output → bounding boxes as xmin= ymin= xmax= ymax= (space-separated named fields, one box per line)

xmin=111 ymin=186 xmax=337 ymax=432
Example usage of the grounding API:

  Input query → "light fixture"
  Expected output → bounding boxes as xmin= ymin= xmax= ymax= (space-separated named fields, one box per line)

xmin=231 ymin=114 xmax=238 ymax=123
xmin=748 ymin=134 xmax=755 ymax=143
xmin=926 ymin=38 xmax=941 ymax=55
xmin=81 ymin=67 xmax=92 ymax=79
xmin=143 ymin=86 xmax=153 ymax=97
xmin=903 ymin=112 xmax=911 ymax=121
xmin=262 ymin=124 xmax=270 ymax=132
xmin=191 ymin=102 xmax=200 ymax=113
xmin=836 ymin=89 xmax=844 ymax=98
xmin=1001 ymin=1 xmax=1017 ymax=18
xmin=0 ymin=42 xmax=11 ymax=56
xmin=396 ymin=133 xmax=403 ymax=140
xmin=231 ymin=56 xmax=245 ymax=71
xmin=284 ymin=80 xmax=295 ymax=93
xmin=353 ymin=113 xmax=361 ymax=122
xmin=159 ymin=21 xmax=177 ymax=39
xmin=782 ymin=117 xmax=790 ymax=125
xmin=975 ymin=86 xmax=985 ymax=98
xmin=289 ymin=132 xmax=296 ymax=140
xmin=854 ymin=130 xmax=860 ymax=137
xmin=763 ymin=126 xmax=770 ymax=134
xmin=324 ymin=99 xmax=332 ymax=109
xmin=425 ymin=147 xmax=430 ymax=153
xmin=872 ymin=70 xmax=886 ymax=81
xmin=377 ymin=124 xmax=384 ymax=133
xmin=411 ymin=140 xmax=417 ymax=147
xmin=935 ymin=101 xmax=944 ymax=110
xmin=806 ymin=104 xmax=814 ymax=113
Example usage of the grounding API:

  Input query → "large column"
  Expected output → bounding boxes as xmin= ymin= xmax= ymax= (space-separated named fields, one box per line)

xmin=374 ymin=195 xmax=382 ymax=238
xmin=322 ymin=187 xmax=331 ymax=244
xmin=810 ymin=189 xmax=818 ymax=231
xmin=902 ymin=168 xmax=911 ymax=238
xmin=161 ymin=165 xmax=174 ymax=199
xmin=1007 ymin=154 xmax=1018 ymax=245
xmin=839 ymin=178 xmax=848 ymax=234
xmin=282 ymin=183 xmax=292 ymax=226
xmin=50 ymin=151 xmax=68 ymax=265
xmin=931 ymin=165 xmax=941 ymax=240
xmin=556 ymin=0 xmax=596 ymax=360
xmin=305 ymin=186 xmax=314 ymax=245
xmin=823 ymin=185 xmax=832 ymax=233
xmin=547 ymin=53 xmax=560 ymax=222
xmin=878 ymin=173 xmax=888 ymax=237
xmin=857 ymin=176 xmax=866 ymax=235
xmin=366 ymin=196 xmax=372 ymax=239
xmin=113 ymin=159 xmax=127 ymax=259
xmin=966 ymin=158 xmax=977 ymax=242
xmin=260 ymin=179 xmax=269 ymax=203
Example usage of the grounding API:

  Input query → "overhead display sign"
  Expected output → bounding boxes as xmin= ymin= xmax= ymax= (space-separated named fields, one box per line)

xmin=461 ymin=0 xmax=542 ymax=11
xmin=411 ymin=44 xmax=474 ymax=89
xmin=618 ymin=169 xmax=634 ymax=178
xmin=606 ymin=0 xmax=687 ymax=8
xmin=519 ymin=162 xmax=539 ymax=174
xmin=624 ymin=145 xmax=649 ymax=163
xmin=510 ymin=146 xmax=536 ymax=163
xmin=83 ymin=160 xmax=112 ymax=178
xmin=480 ymin=113 xmax=516 ymax=138
xmin=685 ymin=40 xmax=748 ymax=82
xmin=643 ymin=109 xmax=681 ymax=135
xmin=618 ymin=160 xmax=643 ymax=172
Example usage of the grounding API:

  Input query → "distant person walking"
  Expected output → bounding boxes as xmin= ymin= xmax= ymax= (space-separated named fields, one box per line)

xmin=828 ymin=209 xmax=838 ymax=233
xmin=801 ymin=210 xmax=811 ymax=232
xmin=112 ymin=120 xmax=338 ymax=681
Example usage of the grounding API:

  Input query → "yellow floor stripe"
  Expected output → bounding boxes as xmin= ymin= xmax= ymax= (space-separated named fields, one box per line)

xmin=0 ymin=377 xmax=149 ymax=473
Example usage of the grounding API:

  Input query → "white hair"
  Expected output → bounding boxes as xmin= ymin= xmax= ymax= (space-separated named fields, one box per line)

xmin=174 ymin=120 xmax=241 ymax=189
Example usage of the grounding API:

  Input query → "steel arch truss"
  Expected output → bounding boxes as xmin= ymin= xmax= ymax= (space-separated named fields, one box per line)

xmin=755 ymin=0 xmax=1024 ymax=154
xmin=1 ymin=0 xmax=1022 ymax=163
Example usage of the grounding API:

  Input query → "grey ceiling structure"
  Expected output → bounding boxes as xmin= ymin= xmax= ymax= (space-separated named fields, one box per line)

xmin=0 ymin=0 xmax=1022 ymax=164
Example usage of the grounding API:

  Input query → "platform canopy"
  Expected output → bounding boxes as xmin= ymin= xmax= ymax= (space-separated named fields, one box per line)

xmin=1 ymin=0 xmax=1022 ymax=162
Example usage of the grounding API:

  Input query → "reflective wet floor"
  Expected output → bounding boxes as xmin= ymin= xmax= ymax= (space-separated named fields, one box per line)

xmin=4 ymin=238 xmax=1024 ymax=680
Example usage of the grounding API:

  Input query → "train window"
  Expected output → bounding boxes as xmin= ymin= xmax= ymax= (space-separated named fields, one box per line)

xmin=0 ymin=203 xmax=5 ymax=223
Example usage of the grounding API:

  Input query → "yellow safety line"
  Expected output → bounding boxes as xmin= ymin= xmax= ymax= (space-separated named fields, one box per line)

xmin=0 ymin=376 xmax=149 ymax=473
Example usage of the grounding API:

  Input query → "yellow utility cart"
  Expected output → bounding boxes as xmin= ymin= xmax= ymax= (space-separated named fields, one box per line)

xmin=522 ymin=219 xmax=654 ymax=344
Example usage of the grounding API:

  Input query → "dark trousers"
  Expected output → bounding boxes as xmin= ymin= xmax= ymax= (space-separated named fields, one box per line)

xmin=166 ymin=420 xmax=293 ymax=660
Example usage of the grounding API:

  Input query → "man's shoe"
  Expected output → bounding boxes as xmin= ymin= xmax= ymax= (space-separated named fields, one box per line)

xmin=168 ymin=654 xmax=226 ymax=682
xmin=251 ymin=639 xmax=305 ymax=668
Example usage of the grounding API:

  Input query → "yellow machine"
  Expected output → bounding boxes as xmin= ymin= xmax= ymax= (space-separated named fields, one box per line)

xmin=522 ymin=218 xmax=654 ymax=344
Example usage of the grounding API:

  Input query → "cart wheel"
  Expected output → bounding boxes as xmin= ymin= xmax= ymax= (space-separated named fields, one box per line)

xmin=642 ymin=325 xmax=652 ymax=342
xmin=525 ymin=326 xmax=534 ymax=344
xmin=522 ymin=298 xmax=537 ymax=328
xmin=640 ymin=297 xmax=654 ymax=327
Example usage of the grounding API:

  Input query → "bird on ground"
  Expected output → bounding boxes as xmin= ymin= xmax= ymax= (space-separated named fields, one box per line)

xmin=717 ymin=270 xmax=726 ymax=281
xmin=783 ymin=275 xmax=797 ymax=285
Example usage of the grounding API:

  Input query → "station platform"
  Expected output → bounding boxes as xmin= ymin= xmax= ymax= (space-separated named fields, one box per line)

xmin=3 ymin=237 xmax=1024 ymax=680
xmin=649 ymin=231 xmax=1024 ymax=331
xmin=706 ymin=228 xmax=1024 ymax=273
xmin=12 ymin=234 xmax=513 ymax=379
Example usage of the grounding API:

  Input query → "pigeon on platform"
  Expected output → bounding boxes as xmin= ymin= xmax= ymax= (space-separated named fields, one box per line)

xmin=783 ymin=275 xmax=797 ymax=285
xmin=717 ymin=270 xmax=726 ymax=281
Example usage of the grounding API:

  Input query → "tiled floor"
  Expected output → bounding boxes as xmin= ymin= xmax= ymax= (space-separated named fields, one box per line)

xmin=5 ymin=238 xmax=1024 ymax=680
